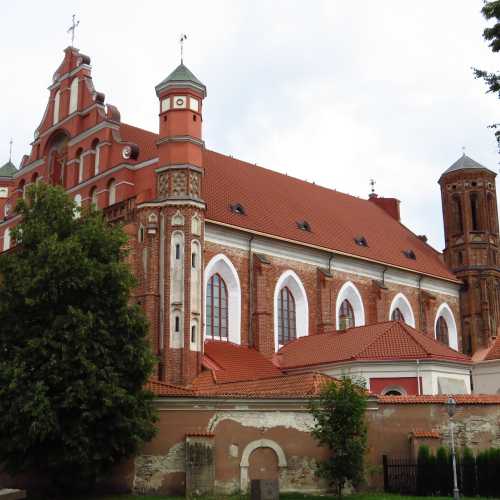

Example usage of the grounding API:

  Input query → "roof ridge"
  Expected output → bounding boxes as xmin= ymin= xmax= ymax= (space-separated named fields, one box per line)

xmin=355 ymin=321 xmax=400 ymax=357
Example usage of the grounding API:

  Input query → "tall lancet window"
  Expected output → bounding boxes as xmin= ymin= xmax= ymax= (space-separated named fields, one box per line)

xmin=391 ymin=308 xmax=405 ymax=323
xmin=278 ymin=286 xmax=296 ymax=345
xmin=436 ymin=316 xmax=449 ymax=346
xmin=451 ymin=195 xmax=463 ymax=234
xmin=206 ymin=273 xmax=228 ymax=340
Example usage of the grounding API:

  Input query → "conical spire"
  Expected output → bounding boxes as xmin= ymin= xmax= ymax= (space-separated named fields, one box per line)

xmin=155 ymin=63 xmax=206 ymax=97
xmin=0 ymin=160 xmax=17 ymax=177
xmin=442 ymin=153 xmax=494 ymax=176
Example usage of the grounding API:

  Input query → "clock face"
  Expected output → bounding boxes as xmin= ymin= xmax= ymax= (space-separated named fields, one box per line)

xmin=122 ymin=146 xmax=132 ymax=159
xmin=173 ymin=96 xmax=186 ymax=109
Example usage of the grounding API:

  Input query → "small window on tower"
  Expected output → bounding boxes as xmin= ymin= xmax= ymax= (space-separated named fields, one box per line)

xmin=175 ymin=316 xmax=180 ymax=333
xmin=191 ymin=325 xmax=196 ymax=343
xmin=192 ymin=252 xmax=196 ymax=268
xmin=230 ymin=203 xmax=246 ymax=215
xmin=296 ymin=220 xmax=311 ymax=232
xmin=175 ymin=243 xmax=181 ymax=260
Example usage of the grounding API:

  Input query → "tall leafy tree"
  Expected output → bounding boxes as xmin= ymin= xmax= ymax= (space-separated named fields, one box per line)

xmin=474 ymin=0 xmax=500 ymax=147
xmin=0 ymin=184 xmax=156 ymax=493
xmin=309 ymin=376 xmax=368 ymax=498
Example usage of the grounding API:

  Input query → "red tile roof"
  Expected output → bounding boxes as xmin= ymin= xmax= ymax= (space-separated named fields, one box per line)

xmin=410 ymin=429 xmax=441 ymax=438
xmin=276 ymin=321 xmax=471 ymax=369
xmin=379 ymin=394 xmax=500 ymax=404
xmin=117 ymin=123 xmax=457 ymax=282
xmin=484 ymin=336 xmax=500 ymax=361
xmin=191 ymin=371 xmax=333 ymax=398
xmin=203 ymin=340 xmax=283 ymax=384
xmin=145 ymin=379 xmax=194 ymax=397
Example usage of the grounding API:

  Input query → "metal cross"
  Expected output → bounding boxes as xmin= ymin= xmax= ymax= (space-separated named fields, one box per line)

xmin=67 ymin=14 xmax=80 ymax=47
xmin=8 ymin=138 xmax=13 ymax=163
xmin=180 ymin=34 xmax=187 ymax=63
xmin=461 ymin=145 xmax=466 ymax=156
xmin=369 ymin=178 xmax=376 ymax=194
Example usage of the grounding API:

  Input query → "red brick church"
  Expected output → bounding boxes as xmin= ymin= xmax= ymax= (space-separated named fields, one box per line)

xmin=2 ymin=46 xmax=500 ymax=495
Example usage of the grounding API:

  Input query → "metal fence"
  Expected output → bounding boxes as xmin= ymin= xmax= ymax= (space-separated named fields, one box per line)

xmin=382 ymin=455 xmax=417 ymax=495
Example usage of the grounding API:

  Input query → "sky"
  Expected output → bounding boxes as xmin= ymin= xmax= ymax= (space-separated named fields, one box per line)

xmin=0 ymin=1 xmax=498 ymax=250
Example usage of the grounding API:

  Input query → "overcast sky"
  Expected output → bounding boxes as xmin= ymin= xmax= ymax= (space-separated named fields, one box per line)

xmin=0 ymin=1 xmax=498 ymax=250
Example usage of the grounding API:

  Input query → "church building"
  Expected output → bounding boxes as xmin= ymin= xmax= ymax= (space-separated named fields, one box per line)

xmin=1 ymin=46 xmax=499 ymax=399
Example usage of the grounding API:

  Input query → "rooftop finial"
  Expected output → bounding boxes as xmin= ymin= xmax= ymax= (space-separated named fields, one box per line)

xmin=462 ymin=145 xmax=466 ymax=157
xmin=179 ymin=34 xmax=187 ymax=64
xmin=8 ymin=138 xmax=13 ymax=163
xmin=370 ymin=178 xmax=376 ymax=194
xmin=67 ymin=14 xmax=80 ymax=47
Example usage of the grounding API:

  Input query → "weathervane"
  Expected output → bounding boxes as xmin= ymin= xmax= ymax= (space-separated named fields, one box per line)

xmin=369 ymin=178 xmax=376 ymax=195
xmin=180 ymin=34 xmax=187 ymax=63
xmin=67 ymin=14 xmax=80 ymax=47
xmin=8 ymin=138 xmax=13 ymax=163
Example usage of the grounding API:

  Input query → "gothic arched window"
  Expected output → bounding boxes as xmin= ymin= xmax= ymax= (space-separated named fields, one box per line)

xmin=91 ymin=139 xmax=100 ymax=176
xmin=339 ymin=299 xmax=355 ymax=330
xmin=69 ymin=78 xmax=79 ymax=114
xmin=451 ymin=195 xmax=463 ymax=234
xmin=470 ymin=192 xmax=481 ymax=231
xmin=278 ymin=286 xmax=296 ymax=345
xmin=436 ymin=316 xmax=449 ymax=346
xmin=108 ymin=179 xmax=116 ymax=205
xmin=487 ymin=193 xmax=498 ymax=234
xmin=391 ymin=307 xmax=405 ymax=323
xmin=206 ymin=273 xmax=228 ymax=340
xmin=90 ymin=187 xmax=98 ymax=209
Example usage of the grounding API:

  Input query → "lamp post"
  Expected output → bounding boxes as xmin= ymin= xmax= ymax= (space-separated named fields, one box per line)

xmin=446 ymin=395 xmax=460 ymax=500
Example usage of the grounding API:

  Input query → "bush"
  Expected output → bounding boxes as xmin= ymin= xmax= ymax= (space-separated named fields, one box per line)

xmin=416 ymin=445 xmax=432 ymax=496
xmin=435 ymin=446 xmax=451 ymax=495
xmin=460 ymin=446 xmax=476 ymax=497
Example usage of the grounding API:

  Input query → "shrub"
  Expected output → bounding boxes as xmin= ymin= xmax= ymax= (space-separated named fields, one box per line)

xmin=460 ymin=446 xmax=476 ymax=497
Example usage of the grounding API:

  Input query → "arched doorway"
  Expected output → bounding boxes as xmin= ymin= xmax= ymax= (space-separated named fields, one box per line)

xmin=249 ymin=447 xmax=279 ymax=482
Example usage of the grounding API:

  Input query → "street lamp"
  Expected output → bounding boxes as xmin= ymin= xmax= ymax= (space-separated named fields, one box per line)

xmin=446 ymin=395 xmax=460 ymax=500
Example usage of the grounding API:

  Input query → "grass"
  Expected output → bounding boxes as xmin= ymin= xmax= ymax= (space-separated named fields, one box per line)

xmin=93 ymin=493 xmax=495 ymax=500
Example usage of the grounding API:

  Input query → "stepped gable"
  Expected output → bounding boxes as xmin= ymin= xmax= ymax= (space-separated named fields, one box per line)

xmin=276 ymin=321 xmax=471 ymax=370
xmin=119 ymin=123 xmax=456 ymax=281
xmin=202 ymin=340 xmax=283 ymax=384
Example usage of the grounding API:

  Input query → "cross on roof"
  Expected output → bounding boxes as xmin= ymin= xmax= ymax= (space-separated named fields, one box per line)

xmin=67 ymin=14 xmax=80 ymax=47
xmin=8 ymin=138 xmax=13 ymax=163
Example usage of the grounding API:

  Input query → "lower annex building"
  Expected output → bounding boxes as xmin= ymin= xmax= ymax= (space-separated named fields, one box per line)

xmin=1 ymin=45 xmax=500 ymax=397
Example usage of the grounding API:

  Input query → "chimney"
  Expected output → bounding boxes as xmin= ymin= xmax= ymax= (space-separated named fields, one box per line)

xmin=368 ymin=193 xmax=401 ymax=222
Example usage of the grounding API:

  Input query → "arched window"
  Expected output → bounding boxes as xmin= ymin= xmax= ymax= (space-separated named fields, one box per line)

xmin=391 ymin=308 xmax=405 ymax=322
xmin=53 ymin=89 xmax=61 ymax=124
xmin=76 ymin=148 xmax=84 ymax=184
xmin=18 ymin=180 xmax=26 ymax=200
xmin=204 ymin=254 xmax=242 ymax=345
xmin=388 ymin=293 xmax=416 ymax=327
xmin=108 ymin=179 xmax=116 ymax=205
xmin=90 ymin=187 xmax=98 ymax=209
xmin=206 ymin=273 xmax=228 ymax=340
xmin=487 ymin=193 xmax=498 ymax=234
xmin=451 ymin=195 xmax=463 ymax=234
xmin=434 ymin=303 xmax=458 ymax=350
xmin=74 ymin=194 xmax=82 ymax=219
xmin=470 ymin=192 xmax=481 ymax=231
xmin=274 ymin=270 xmax=308 ymax=350
xmin=436 ymin=316 xmax=449 ymax=346
xmin=69 ymin=78 xmax=79 ymax=114
xmin=31 ymin=172 xmax=39 ymax=184
xmin=278 ymin=286 xmax=296 ymax=345
xmin=339 ymin=299 xmax=355 ymax=330
xmin=335 ymin=281 xmax=365 ymax=330
xmin=381 ymin=386 xmax=407 ymax=396
xmin=3 ymin=228 xmax=10 ymax=251
xmin=91 ymin=139 xmax=100 ymax=176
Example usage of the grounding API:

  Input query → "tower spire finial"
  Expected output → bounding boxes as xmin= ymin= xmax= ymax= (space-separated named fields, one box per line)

xmin=370 ymin=178 xmax=376 ymax=194
xmin=67 ymin=14 xmax=80 ymax=47
xmin=8 ymin=138 xmax=13 ymax=163
xmin=179 ymin=34 xmax=187 ymax=64
xmin=462 ymin=145 xmax=466 ymax=157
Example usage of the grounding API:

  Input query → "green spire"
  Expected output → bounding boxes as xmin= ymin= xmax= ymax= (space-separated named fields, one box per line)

xmin=0 ymin=160 xmax=17 ymax=178
xmin=155 ymin=63 xmax=206 ymax=97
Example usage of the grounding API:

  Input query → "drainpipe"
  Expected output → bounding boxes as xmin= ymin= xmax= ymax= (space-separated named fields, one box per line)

xmin=469 ymin=367 xmax=474 ymax=394
xmin=328 ymin=253 xmax=334 ymax=275
xmin=417 ymin=275 xmax=424 ymax=332
xmin=416 ymin=359 xmax=421 ymax=395
xmin=248 ymin=235 xmax=255 ymax=347
xmin=381 ymin=266 xmax=388 ymax=286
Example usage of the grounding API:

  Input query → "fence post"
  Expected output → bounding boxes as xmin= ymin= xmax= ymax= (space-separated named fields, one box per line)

xmin=382 ymin=454 xmax=389 ymax=492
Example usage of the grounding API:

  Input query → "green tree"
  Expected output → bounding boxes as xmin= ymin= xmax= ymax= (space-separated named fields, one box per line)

xmin=474 ymin=0 xmax=500 ymax=147
xmin=416 ymin=445 xmax=433 ymax=496
xmin=0 ymin=184 xmax=157 ymax=494
xmin=461 ymin=446 xmax=476 ymax=497
xmin=309 ymin=375 xmax=368 ymax=498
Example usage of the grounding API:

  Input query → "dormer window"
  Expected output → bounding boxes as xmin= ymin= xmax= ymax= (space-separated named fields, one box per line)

xmin=296 ymin=220 xmax=311 ymax=232
xmin=230 ymin=203 xmax=246 ymax=215
xmin=403 ymin=249 xmax=416 ymax=260
xmin=354 ymin=235 xmax=368 ymax=247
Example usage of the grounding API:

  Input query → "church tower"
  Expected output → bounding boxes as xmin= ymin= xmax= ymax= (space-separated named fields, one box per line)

xmin=439 ymin=154 xmax=500 ymax=354
xmin=153 ymin=63 xmax=207 ymax=385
